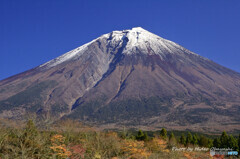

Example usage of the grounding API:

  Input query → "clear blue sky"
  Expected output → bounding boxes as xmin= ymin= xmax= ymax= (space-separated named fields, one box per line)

xmin=1 ymin=0 xmax=240 ymax=80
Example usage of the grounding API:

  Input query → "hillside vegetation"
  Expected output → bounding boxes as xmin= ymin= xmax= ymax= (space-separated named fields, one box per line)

xmin=0 ymin=119 xmax=239 ymax=159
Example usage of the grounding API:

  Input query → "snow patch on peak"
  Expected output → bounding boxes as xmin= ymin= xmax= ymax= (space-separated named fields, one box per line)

xmin=107 ymin=27 xmax=198 ymax=59
xmin=39 ymin=38 xmax=98 ymax=69
xmin=131 ymin=27 xmax=147 ymax=31
xmin=40 ymin=27 xmax=200 ymax=69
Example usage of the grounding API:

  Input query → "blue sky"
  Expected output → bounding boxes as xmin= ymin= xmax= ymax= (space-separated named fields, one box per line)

xmin=1 ymin=0 xmax=240 ymax=80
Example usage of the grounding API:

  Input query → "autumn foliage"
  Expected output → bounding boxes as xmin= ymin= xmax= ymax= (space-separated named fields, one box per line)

xmin=121 ymin=139 xmax=150 ymax=158
xmin=0 ymin=119 xmax=238 ymax=158
xmin=50 ymin=134 xmax=72 ymax=158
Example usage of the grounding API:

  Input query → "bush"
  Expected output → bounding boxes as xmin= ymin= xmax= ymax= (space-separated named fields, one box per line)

xmin=136 ymin=130 xmax=149 ymax=141
xmin=160 ymin=128 xmax=167 ymax=140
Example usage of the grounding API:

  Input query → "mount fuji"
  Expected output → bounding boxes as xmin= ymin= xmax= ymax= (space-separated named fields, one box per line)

xmin=0 ymin=27 xmax=240 ymax=132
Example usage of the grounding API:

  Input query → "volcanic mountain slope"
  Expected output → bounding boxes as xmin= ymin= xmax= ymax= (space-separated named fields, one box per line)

xmin=0 ymin=27 xmax=240 ymax=132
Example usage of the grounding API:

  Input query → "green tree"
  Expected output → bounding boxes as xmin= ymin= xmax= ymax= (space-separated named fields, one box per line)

xmin=238 ymin=134 xmax=240 ymax=152
xmin=238 ymin=134 xmax=240 ymax=154
xmin=192 ymin=135 xmax=198 ymax=145
xmin=169 ymin=132 xmax=175 ymax=141
xmin=199 ymin=136 xmax=208 ymax=147
xmin=186 ymin=132 xmax=193 ymax=146
xmin=208 ymin=139 xmax=213 ymax=148
xmin=213 ymin=138 xmax=221 ymax=148
xmin=159 ymin=128 xmax=167 ymax=140
xmin=220 ymin=131 xmax=229 ymax=148
xmin=136 ymin=129 xmax=144 ymax=141
xmin=119 ymin=128 xmax=127 ymax=139
xmin=179 ymin=134 xmax=186 ymax=146
xmin=136 ymin=130 xmax=148 ymax=141
xmin=227 ymin=135 xmax=238 ymax=150
xmin=143 ymin=132 xmax=149 ymax=141
xmin=169 ymin=132 xmax=177 ymax=146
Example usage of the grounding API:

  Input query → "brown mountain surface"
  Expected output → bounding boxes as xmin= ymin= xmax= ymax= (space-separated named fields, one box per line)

xmin=0 ymin=27 xmax=240 ymax=132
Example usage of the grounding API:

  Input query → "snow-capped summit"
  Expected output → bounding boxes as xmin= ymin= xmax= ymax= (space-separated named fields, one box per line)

xmin=40 ymin=27 xmax=196 ymax=69
xmin=107 ymin=27 xmax=197 ymax=57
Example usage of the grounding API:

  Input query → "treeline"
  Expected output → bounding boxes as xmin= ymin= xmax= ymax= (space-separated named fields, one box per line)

xmin=122 ymin=128 xmax=240 ymax=151
xmin=178 ymin=131 xmax=239 ymax=151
